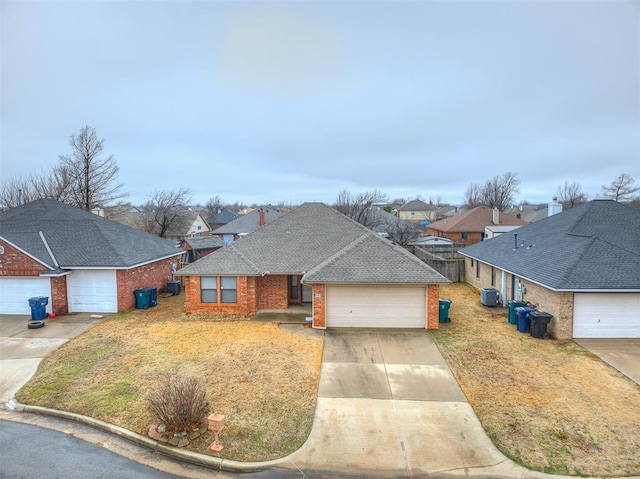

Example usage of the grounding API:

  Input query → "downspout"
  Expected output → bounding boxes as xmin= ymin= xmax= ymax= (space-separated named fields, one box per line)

xmin=500 ymin=270 xmax=507 ymax=306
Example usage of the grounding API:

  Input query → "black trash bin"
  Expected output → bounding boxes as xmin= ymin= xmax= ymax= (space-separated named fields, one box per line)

xmin=530 ymin=311 xmax=553 ymax=339
xmin=28 ymin=296 xmax=49 ymax=320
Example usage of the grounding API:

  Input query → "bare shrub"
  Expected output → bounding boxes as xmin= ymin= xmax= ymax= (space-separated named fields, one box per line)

xmin=146 ymin=373 xmax=210 ymax=434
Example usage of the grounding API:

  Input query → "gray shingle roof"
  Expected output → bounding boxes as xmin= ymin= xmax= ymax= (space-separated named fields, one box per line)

xmin=398 ymin=199 xmax=431 ymax=211
xmin=177 ymin=202 xmax=449 ymax=284
xmin=0 ymin=199 xmax=180 ymax=269
xmin=460 ymin=200 xmax=640 ymax=290
xmin=181 ymin=236 xmax=224 ymax=250
xmin=212 ymin=208 xmax=279 ymax=235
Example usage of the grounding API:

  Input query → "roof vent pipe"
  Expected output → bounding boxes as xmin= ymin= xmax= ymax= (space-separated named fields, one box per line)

xmin=514 ymin=233 xmax=518 ymax=250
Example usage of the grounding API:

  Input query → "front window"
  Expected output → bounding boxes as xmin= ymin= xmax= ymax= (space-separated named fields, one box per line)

xmin=461 ymin=232 xmax=468 ymax=241
xmin=201 ymin=277 xmax=218 ymax=303
xmin=476 ymin=261 xmax=480 ymax=278
xmin=220 ymin=276 xmax=237 ymax=303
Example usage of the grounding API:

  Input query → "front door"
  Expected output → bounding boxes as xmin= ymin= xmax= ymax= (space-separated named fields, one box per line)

xmin=302 ymin=284 xmax=312 ymax=303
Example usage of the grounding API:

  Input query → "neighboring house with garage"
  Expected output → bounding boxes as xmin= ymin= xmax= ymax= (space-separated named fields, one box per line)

xmin=426 ymin=206 xmax=528 ymax=245
xmin=460 ymin=200 xmax=640 ymax=339
xmin=212 ymin=208 xmax=279 ymax=244
xmin=177 ymin=202 xmax=450 ymax=329
xmin=0 ymin=199 xmax=181 ymax=316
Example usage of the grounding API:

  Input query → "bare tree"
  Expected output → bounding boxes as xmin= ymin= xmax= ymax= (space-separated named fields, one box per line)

xmin=142 ymin=187 xmax=192 ymax=238
xmin=0 ymin=164 xmax=74 ymax=209
xmin=334 ymin=189 xmax=388 ymax=228
xmin=58 ymin=126 xmax=126 ymax=210
xmin=386 ymin=220 xmax=422 ymax=246
xmin=464 ymin=172 xmax=520 ymax=211
xmin=601 ymin=173 xmax=639 ymax=202
xmin=555 ymin=181 xmax=588 ymax=209
xmin=464 ymin=183 xmax=483 ymax=208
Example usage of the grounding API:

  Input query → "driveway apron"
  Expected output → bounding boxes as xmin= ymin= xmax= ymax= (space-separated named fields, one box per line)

xmin=0 ymin=314 xmax=108 ymax=403
xmin=575 ymin=338 xmax=640 ymax=385
xmin=287 ymin=329 xmax=518 ymax=477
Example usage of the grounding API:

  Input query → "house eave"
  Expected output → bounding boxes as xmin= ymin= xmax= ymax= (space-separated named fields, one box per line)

xmin=0 ymin=235 xmax=55 ymax=270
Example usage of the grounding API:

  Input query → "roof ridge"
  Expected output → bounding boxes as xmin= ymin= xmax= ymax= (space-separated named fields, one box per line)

xmin=228 ymin=242 xmax=263 ymax=273
xmin=303 ymin=233 xmax=370 ymax=279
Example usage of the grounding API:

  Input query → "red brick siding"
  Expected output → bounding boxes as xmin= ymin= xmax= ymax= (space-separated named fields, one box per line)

xmin=116 ymin=257 xmax=178 ymax=312
xmin=50 ymin=276 xmax=69 ymax=315
xmin=256 ymin=275 xmax=289 ymax=310
xmin=183 ymin=275 xmax=258 ymax=315
xmin=427 ymin=284 xmax=440 ymax=330
xmin=0 ymin=240 xmax=47 ymax=276
xmin=312 ymin=284 xmax=326 ymax=329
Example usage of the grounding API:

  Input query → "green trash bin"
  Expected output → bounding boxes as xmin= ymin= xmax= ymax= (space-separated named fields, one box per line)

xmin=134 ymin=289 xmax=151 ymax=309
xmin=507 ymin=300 xmax=527 ymax=325
xmin=439 ymin=299 xmax=452 ymax=323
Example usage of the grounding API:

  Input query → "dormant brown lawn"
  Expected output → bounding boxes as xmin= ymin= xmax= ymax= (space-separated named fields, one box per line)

xmin=433 ymin=283 xmax=640 ymax=477
xmin=16 ymin=294 xmax=323 ymax=462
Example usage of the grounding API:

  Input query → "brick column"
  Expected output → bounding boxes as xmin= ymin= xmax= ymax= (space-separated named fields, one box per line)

xmin=427 ymin=284 xmax=440 ymax=330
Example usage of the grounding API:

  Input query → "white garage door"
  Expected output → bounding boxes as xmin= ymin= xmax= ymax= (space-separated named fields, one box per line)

xmin=67 ymin=270 xmax=118 ymax=313
xmin=326 ymin=285 xmax=427 ymax=328
xmin=0 ymin=277 xmax=52 ymax=315
xmin=573 ymin=293 xmax=640 ymax=338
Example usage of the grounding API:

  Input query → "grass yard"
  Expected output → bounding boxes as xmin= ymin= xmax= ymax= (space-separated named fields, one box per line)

xmin=433 ymin=283 xmax=640 ymax=477
xmin=16 ymin=294 xmax=323 ymax=462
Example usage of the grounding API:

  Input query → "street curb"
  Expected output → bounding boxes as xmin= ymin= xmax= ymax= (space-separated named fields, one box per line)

xmin=6 ymin=400 xmax=286 ymax=473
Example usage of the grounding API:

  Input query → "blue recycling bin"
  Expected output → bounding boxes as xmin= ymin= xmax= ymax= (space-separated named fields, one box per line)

xmin=145 ymin=287 xmax=158 ymax=307
xmin=28 ymin=296 xmax=48 ymax=320
xmin=515 ymin=307 xmax=536 ymax=333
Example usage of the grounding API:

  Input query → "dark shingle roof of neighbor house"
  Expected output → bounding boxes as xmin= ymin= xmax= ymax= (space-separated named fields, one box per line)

xmin=212 ymin=208 xmax=279 ymax=235
xmin=461 ymin=200 xmax=640 ymax=291
xmin=181 ymin=236 xmax=224 ymax=250
xmin=177 ymin=202 xmax=450 ymax=284
xmin=0 ymin=199 xmax=180 ymax=269
xmin=428 ymin=206 xmax=528 ymax=233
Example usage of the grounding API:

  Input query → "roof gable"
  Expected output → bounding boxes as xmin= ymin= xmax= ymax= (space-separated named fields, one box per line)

xmin=398 ymin=199 xmax=430 ymax=211
xmin=178 ymin=202 xmax=449 ymax=284
xmin=0 ymin=199 xmax=180 ymax=269
xmin=461 ymin=200 xmax=640 ymax=290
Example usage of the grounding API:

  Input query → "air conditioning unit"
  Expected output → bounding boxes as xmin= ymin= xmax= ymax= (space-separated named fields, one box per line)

xmin=480 ymin=288 xmax=499 ymax=306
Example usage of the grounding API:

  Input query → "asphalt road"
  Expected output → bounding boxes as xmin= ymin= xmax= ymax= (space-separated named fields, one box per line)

xmin=0 ymin=420 xmax=185 ymax=479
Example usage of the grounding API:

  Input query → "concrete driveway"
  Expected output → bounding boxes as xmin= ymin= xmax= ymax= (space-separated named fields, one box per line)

xmin=575 ymin=338 xmax=640 ymax=385
xmin=0 ymin=313 xmax=109 ymax=403
xmin=286 ymin=329 xmax=524 ymax=478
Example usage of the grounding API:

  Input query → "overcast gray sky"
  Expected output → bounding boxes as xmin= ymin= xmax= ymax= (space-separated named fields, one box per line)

xmin=2 ymin=0 xmax=639 ymax=207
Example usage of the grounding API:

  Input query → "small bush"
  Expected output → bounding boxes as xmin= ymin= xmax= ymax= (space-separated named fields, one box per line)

xmin=146 ymin=373 xmax=210 ymax=434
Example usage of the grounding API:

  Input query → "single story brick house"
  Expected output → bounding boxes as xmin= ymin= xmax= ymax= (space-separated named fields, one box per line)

xmin=427 ymin=206 xmax=528 ymax=245
xmin=177 ymin=202 xmax=450 ymax=329
xmin=461 ymin=200 xmax=640 ymax=339
xmin=0 ymin=199 xmax=181 ymax=315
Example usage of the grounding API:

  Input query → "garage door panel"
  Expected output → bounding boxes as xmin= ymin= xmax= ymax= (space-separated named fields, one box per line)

xmin=0 ymin=277 xmax=52 ymax=315
xmin=573 ymin=293 xmax=640 ymax=338
xmin=67 ymin=270 xmax=117 ymax=313
xmin=326 ymin=286 xmax=426 ymax=328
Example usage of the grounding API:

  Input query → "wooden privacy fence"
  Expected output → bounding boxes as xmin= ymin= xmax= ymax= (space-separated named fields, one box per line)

xmin=408 ymin=245 xmax=466 ymax=282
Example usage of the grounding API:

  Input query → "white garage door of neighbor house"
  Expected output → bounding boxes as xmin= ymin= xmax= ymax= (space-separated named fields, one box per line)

xmin=0 ymin=277 xmax=52 ymax=315
xmin=67 ymin=270 xmax=118 ymax=313
xmin=326 ymin=285 xmax=427 ymax=328
xmin=573 ymin=293 xmax=640 ymax=338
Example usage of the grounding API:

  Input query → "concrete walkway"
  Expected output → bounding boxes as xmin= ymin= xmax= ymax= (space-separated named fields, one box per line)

xmin=575 ymin=338 xmax=640 ymax=385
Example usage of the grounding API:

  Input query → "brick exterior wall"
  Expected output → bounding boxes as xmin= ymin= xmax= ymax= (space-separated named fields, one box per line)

xmin=117 ymin=257 xmax=178 ymax=311
xmin=312 ymin=284 xmax=326 ymax=329
xmin=427 ymin=284 xmax=440 ymax=330
xmin=50 ymin=276 xmax=69 ymax=315
xmin=465 ymin=257 xmax=575 ymax=339
xmin=183 ymin=275 xmax=258 ymax=315
xmin=256 ymin=275 xmax=289 ymax=310
xmin=0 ymin=239 xmax=47 ymax=277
